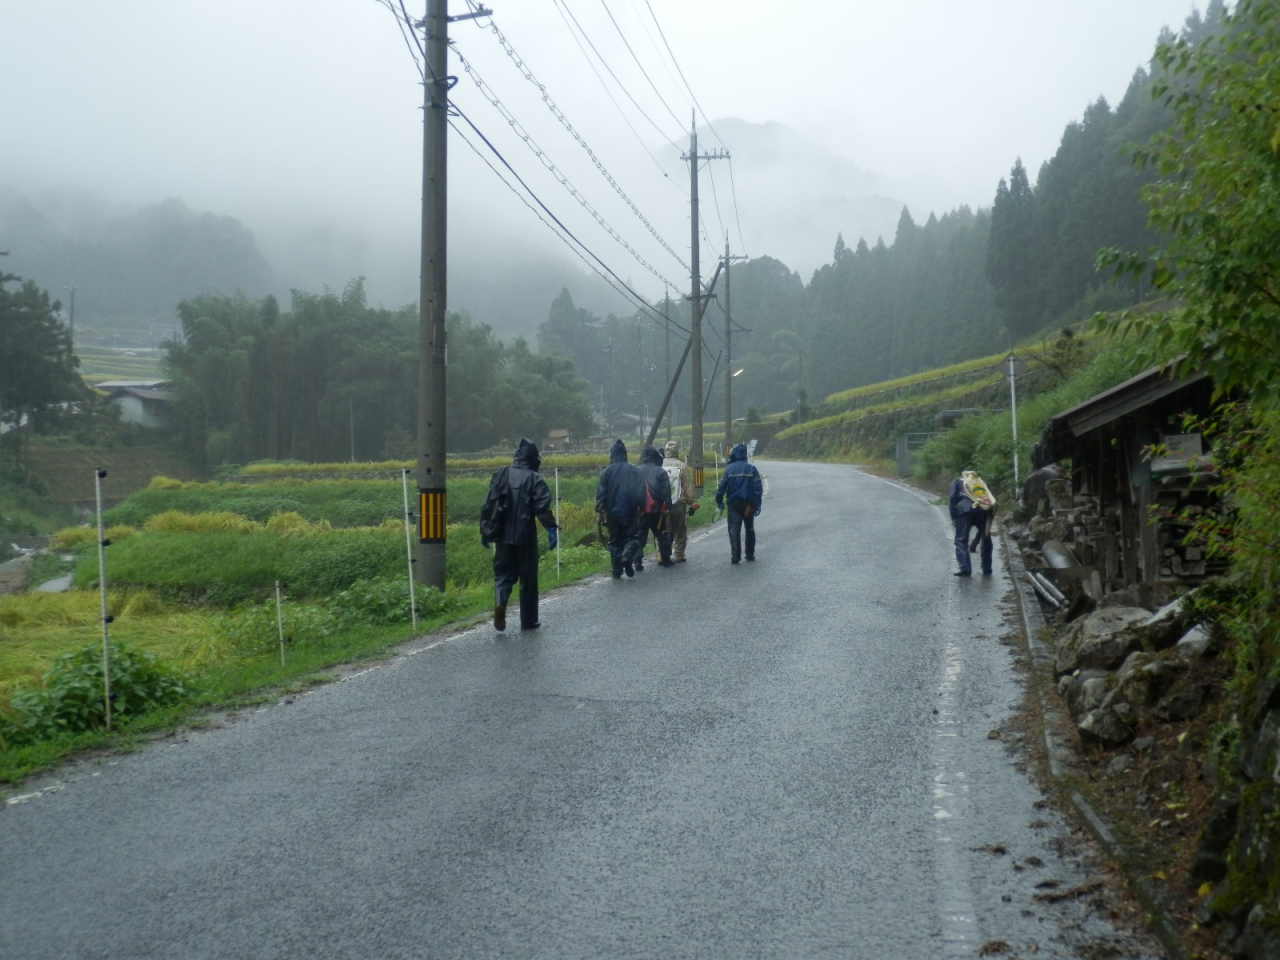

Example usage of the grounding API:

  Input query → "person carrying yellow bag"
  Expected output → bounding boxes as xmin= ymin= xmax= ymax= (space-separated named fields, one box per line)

xmin=948 ymin=469 xmax=996 ymax=577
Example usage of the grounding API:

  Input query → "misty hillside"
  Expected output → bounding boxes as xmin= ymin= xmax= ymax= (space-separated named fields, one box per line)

xmin=665 ymin=118 xmax=907 ymax=277
xmin=0 ymin=183 xmax=636 ymax=346
xmin=0 ymin=186 xmax=274 ymax=340
xmin=1 ymin=119 xmax=910 ymax=345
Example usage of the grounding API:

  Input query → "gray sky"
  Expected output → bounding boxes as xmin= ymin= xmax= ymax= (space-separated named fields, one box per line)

xmin=2 ymin=0 xmax=1202 ymax=306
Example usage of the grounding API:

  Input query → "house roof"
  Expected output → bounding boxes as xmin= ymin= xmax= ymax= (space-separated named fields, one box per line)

xmin=95 ymin=379 xmax=168 ymax=391
xmin=103 ymin=386 xmax=173 ymax=402
xmin=1044 ymin=362 xmax=1210 ymax=462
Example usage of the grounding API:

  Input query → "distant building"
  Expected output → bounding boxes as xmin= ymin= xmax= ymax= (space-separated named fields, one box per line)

xmin=96 ymin=380 xmax=174 ymax=430
xmin=542 ymin=428 xmax=572 ymax=452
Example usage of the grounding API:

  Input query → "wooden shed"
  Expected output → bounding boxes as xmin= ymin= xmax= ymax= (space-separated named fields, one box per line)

xmin=1041 ymin=363 xmax=1222 ymax=590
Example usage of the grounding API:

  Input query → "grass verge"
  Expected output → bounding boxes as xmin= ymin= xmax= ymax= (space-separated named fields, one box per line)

xmin=1 ymin=508 xmax=715 ymax=786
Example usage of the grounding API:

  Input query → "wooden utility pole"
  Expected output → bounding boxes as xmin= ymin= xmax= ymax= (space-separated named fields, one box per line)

xmin=682 ymin=117 xmax=729 ymax=496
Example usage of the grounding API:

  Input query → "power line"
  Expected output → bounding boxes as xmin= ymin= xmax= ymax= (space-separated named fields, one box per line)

xmin=597 ymin=0 xmax=687 ymax=130
xmin=726 ymin=156 xmax=749 ymax=256
xmin=375 ymin=2 xmax=692 ymax=339
xmin=449 ymin=101 xmax=689 ymax=338
xmin=643 ymin=0 xmax=723 ymax=148
xmin=475 ymin=10 xmax=691 ymax=269
xmin=452 ymin=41 xmax=685 ymax=292
xmin=550 ymin=0 xmax=682 ymax=151
xmin=373 ymin=0 xmax=425 ymax=76
xmin=705 ymin=158 xmax=727 ymax=241
xmin=486 ymin=6 xmax=684 ymax=196
xmin=644 ymin=0 xmax=747 ymax=253
xmin=625 ymin=0 xmax=685 ymax=97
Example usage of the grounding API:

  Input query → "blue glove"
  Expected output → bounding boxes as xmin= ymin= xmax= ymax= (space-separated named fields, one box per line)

xmin=548 ymin=527 xmax=558 ymax=550
xmin=715 ymin=499 xmax=723 ymax=511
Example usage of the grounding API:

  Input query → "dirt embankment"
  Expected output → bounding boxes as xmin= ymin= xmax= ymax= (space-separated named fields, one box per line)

xmin=25 ymin=438 xmax=203 ymax=512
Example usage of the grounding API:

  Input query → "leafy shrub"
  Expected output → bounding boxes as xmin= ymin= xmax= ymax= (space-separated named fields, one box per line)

xmin=328 ymin=577 xmax=458 ymax=629
xmin=212 ymin=578 xmax=460 ymax=658
xmin=51 ymin=526 xmax=97 ymax=550
xmin=0 ymin=643 xmax=190 ymax=750
xmin=554 ymin=501 xmax=598 ymax=530
xmin=144 ymin=510 xmax=261 ymax=534
xmin=264 ymin=512 xmax=333 ymax=536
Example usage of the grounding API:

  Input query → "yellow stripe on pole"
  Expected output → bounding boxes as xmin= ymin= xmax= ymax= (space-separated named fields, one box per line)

xmin=693 ymin=467 xmax=704 ymax=489
xmin=419 ymin=488 xmax=446 ymax=542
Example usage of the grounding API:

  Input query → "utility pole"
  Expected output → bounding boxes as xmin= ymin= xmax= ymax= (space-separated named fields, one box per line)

xmin=663 ymin=290 xmax=671 ymax=437
xmin=645 ymin=260 xmax=722 ymax=448
xmin=682 ymin=116 xmax=729 ymax=497
xmin=1006 ymin=352 xmax=1023 ymax=504
xmin=415 ymin=0 xmax=449 ymax=589
xmin=414 ymin=0 xmax=491 ymax=590
xmin=65 ymin=286 xmax=76 ymax=346
xmin=721 ymin=236 xmax=746 ymax=453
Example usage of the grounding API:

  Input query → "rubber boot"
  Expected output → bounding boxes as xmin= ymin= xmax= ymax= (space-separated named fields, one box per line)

xmin=494 ymin=586 xmax=509 ymax=632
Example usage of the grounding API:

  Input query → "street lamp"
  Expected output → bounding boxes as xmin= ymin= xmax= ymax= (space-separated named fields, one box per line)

xmin=1006 ymin=352 xmax=1026 ymax=503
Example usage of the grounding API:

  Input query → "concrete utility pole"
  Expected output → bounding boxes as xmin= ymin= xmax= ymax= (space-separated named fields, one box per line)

xmin=646 ymin=260 xmax=722 ymax=449
xmin=1006 ymin=352 xmax=1023 ymax=504
xmin=65 ymin=286 xmax=76 ymax=346
xmin=721 ymin=236 xmax=746 ymax=452
xmin=682 ymin=117 xmax=729 ymax=497
xmin=415 ymin=0 xmax=490 ymax=589
xmin=663 ymin=290 xmax=671 ymax=435
xmin=415 ymin=0 xmax=449 ymax=589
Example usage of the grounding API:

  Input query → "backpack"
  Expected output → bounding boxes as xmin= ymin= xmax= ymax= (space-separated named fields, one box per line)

xmin=663 ymin=462 xmax=683 ymax=502
xmin=963 ymin=474 xmax=997 ymax=511
xmin=479 ymin=468 xmax=510 ymax=541
xmin=642 ymin=479 xmax=661 ymax=515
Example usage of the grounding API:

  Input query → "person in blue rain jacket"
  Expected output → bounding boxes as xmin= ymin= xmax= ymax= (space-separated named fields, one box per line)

xmin=714 ymin=443 xmax=763 ymax=564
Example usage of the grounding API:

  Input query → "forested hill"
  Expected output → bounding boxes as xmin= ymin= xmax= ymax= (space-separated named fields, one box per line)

xmin=0 ymin=190 xmax=273 ymax=339
xmin=538 ymin=2 xmax=1230 ymax=427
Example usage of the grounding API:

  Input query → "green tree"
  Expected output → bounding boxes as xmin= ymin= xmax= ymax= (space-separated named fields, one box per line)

xmin=986 ymin=159 xmax=1041 ymax=339
xmin=0 ymin=273 xmax=87 ymax=483
xmin=1098 ymin=0 xmax=1280 ymax=400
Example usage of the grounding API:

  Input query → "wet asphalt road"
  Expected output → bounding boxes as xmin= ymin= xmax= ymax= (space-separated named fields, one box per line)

xmin=1 ymin=461 xmax=1163 ymax=959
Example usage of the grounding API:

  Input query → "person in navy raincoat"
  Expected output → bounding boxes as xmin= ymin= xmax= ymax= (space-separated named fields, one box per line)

xmin=714 ymin=442 xmax=763 ymax=564
xmin=595 ymin=439 xmax=645 ymax=578
xmin=481 ymin=438 xmax=557 ymax=630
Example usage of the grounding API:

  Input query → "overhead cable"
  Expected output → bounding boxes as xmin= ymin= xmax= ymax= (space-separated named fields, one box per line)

xmin=452 ymin=41 xmax=685 ymax=292
xmin=475 ymin=10 xmax=691 ymax=270
xmin=551 ymin=0 xmax=683 ymax=151
xmin=644 ymin=0 xmax=748 ymax=253
xmin=597 ymin=0 xmax=687 ymax=131
xmin=450 ymin=101 xmax=689 ymax=338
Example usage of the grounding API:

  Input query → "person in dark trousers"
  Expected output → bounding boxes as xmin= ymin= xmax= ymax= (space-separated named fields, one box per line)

xmin=596 ymin=439 xmax=645 ymax=578
xmin=661 ymin=440 xmax=697 ymax=562
xmin=637 ymin=444 xmax=674 ymax=567
xmin=949 ymin=469 xmax=994 ymax=578
xmin=481 ymin=438 xmax=557 ymax=630
xmin=715 ymin=442 xmax=763 ymax=564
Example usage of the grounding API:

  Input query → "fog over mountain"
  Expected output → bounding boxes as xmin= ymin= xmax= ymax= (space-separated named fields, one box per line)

xmin=2 ymin=0 xmax=1199 ymax=346
xmin=660 ymin=119 xmax=907 ymax=276
xmin=1 ymin=118 xmax=906 ymax=344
